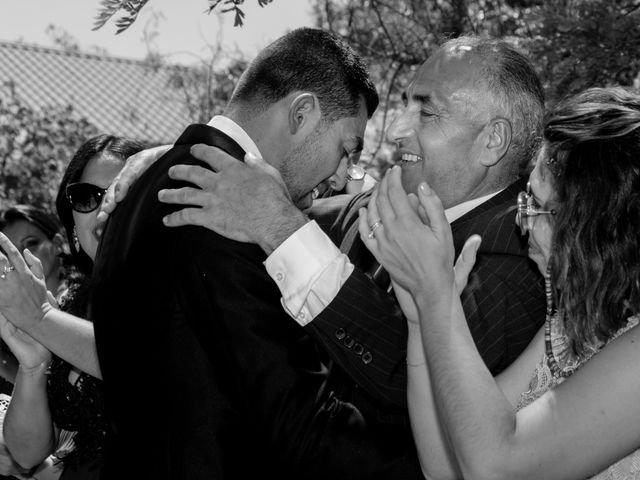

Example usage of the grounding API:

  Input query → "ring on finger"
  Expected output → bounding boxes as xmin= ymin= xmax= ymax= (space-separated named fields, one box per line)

xmin=367 ymin=220 xmax=383 ymax=239
xmin=0 ymin=265 xmax=15 ymax=279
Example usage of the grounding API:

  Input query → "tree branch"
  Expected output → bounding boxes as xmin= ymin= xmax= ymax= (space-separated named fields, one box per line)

xmin=373 ymin=62 xmax=404 ymax=157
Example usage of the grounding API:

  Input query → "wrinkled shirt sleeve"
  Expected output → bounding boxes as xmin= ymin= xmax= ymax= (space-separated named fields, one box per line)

xmin=264 ymin=220 xmax=353 ymax=326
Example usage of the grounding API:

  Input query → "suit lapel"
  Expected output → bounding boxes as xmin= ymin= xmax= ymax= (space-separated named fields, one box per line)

xmin=451 ymin=178 xmax=528 ymax=256
xmin=337 ymin=181 xmax=527 ymax=260
xmin=175 ymin=124 xmax=246 ymax=161
xmin=313 ymin=178 xmax=527 ymax=270
xmin=308 ymin=190 xmax=377 ymax=272
xmin=330 ymin=191 xmax=374 ymax=268
xmin=453 ymin=178 xmax=526 ymax=225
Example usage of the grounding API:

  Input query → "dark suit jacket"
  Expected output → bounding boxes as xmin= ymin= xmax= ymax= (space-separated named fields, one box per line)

xmin=90 ymin=125 xmax=422 ymax=480
xmin=306 ymin=179 xmax=546 ymax=408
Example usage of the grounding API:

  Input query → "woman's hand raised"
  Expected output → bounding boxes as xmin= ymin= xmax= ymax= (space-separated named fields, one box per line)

xmin=358 ymin=166 xmax=480 ymax=301
xmin=0 ymin=233 xmax=53 ymax=335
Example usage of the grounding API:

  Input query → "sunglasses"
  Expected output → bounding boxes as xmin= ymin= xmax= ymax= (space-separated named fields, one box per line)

xmin=66 ymin=183 xmax=107 ymax=213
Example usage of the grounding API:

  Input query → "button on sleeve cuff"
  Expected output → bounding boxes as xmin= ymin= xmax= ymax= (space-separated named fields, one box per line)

xmin=265 ymin=220 xmax=353 ymax=326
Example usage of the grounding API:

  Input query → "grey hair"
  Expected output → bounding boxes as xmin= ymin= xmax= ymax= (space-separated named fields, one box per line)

xmin=443 ymin=36 xmax=545 ymax=177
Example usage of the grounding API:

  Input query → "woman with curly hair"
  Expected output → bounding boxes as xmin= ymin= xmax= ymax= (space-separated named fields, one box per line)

xmin=363 ymin=86 xmax=640 ymax=479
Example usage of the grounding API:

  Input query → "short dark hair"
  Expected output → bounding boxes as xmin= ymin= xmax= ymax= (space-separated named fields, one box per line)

xmin=229 ymin=28 xmax=379 ymax=122
xmin=544 ymin=87 xmax=640 ymax=354
xmin=0 ymin=204 xmax=61 ymax=240
xmin=55 ymin=134 xmax=147 ymax=274
xmin=443 ymin=36 xmax=545 ymax=177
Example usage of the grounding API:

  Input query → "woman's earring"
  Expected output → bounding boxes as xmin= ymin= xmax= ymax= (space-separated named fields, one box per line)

xmin=72 ymin=227 xmax=80 ymax=251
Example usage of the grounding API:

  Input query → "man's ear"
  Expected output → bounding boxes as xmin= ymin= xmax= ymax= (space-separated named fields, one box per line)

xmin=481 ymin=117 xmax=512 ymax=167
xmin=288 ymin=93 xmax=321 ymax=136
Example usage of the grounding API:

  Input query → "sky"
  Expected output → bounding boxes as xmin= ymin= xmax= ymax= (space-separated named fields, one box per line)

xmin=0 ymin=0 xmax=315 ymax=63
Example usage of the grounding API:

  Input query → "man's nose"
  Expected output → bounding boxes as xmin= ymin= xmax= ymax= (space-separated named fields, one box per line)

xmin=328 ymin=156 xmax=349 ymax=192
xmin=386 ymin=110 xmax=410 ymax=145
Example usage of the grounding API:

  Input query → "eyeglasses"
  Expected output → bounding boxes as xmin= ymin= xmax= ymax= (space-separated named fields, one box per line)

xmin=516 ymin=182 xmax=556 ymax=234
xmin=66 ymin=183 xmax=107 ymax=213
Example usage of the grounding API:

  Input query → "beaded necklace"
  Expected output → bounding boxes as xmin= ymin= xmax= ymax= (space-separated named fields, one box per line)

xmin=543 ymin=270 xmax=570 ymax=378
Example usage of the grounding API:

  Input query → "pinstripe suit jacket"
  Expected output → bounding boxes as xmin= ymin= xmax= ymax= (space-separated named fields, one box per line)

xmin=306 ymin=178 xmax=546 ymax=408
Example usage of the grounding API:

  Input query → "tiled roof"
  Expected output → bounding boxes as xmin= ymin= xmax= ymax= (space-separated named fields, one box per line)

xmin=0 ymin=41 xmax=192 ymax=145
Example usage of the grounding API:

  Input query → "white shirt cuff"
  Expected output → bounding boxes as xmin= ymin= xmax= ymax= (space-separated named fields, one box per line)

xmin=265 ymin=220 xmax=353 ymax=326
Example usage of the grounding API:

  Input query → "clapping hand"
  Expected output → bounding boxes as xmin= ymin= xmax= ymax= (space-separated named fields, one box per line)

xmin=359 ymin=167 xmax=481 ymax=313
xmin=0 ymin=233 xmax=54 ymax=341
xmin=0 ymin=311 xmax=50 ymax=371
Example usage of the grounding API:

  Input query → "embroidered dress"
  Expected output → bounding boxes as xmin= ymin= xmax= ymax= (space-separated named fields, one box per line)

xmin=47 ymin=356 xmax=107 ymax=469
xmin=46 ymin=281 xmax=108 ymax=479
xmin=517 ymin=313 xmax=640 ymax=479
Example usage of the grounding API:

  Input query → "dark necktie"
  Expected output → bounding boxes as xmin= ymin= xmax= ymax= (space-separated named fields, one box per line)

xmin=339 ymin=214 xmax=391 ymax=291
xmin=369 ymin=261 xmax=391 ymax=292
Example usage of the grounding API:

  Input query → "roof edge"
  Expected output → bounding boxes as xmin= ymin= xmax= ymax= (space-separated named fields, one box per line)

xmin=0 ymin=40 xmax=188 ymax=71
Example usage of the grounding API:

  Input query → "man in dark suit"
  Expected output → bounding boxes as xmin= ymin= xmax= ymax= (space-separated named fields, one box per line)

xmin=153 ymin=35 xmax=547 ymax=411
xmin=90 ymin=28 xmax=423 ymax=480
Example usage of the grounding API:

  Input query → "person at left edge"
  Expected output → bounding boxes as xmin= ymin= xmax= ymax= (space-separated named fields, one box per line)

xmin=0 ymin=205 xmax=70 ymax=389
xmin=0 ymin=135 xmax=148 ymax=480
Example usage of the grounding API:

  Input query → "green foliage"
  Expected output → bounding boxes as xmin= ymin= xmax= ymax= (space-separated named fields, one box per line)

xmin=93 ymin=0 xmax=275 ymax=33
xmin=93 ymin=0 xmax=150 ymax=34
xmin=0 ymin=82 xmax=98 ymax=212
xmin=45 ymin=24 xmax=81 ymax=52
xmin=165 ymin=56 xmax=248 ymax=123
xmin=525 ymin=0 xmax=640 ymax=102
xmin=208 ymin=0 xmax=275 ymax=26
xmin=140 ymin=12 xmax=249 ymax=124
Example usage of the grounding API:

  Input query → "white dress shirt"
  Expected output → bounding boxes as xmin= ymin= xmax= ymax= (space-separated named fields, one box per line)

xmin=207 ymin=115 xmax=262 ymax=158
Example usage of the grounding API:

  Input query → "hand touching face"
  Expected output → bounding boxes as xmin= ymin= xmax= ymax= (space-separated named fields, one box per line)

xmin=359 ymin=167 xmax=480 ymax=301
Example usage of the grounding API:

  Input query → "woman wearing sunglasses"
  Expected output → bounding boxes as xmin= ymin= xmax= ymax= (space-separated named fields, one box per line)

xmin=0 ymin=134 xmax=147 ymax=480
xmin=362 ymin=87 xmax=640 ymax=480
